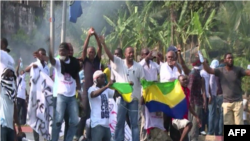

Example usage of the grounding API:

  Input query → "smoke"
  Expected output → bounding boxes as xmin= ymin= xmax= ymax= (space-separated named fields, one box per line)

xmin=5 ymin=1 xmax=124 ymax=67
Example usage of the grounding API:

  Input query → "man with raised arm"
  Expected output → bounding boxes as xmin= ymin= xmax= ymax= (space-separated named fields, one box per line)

xmin=48 ymin=42 xmax=81 ymax=141
xmin=139 ymin=48 xmax=172 ymax=141
xmin=88 ymin=70 xmax=114 ymax=141
xmin=199 ymin=51 xmax=250 ymax=125
xmin=76 ymin=27 xmax=102 ymax=140
xmin=177 ymin=47 xmax=206 ymax=141
xmin=99 ymin=36 xmax=144 ymax=141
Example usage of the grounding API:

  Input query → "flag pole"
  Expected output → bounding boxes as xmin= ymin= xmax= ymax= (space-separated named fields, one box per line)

xmin=50 ymin=0 xmax=55 ymax=75
xmin=61 ymin=0 xmax=67 ymax=43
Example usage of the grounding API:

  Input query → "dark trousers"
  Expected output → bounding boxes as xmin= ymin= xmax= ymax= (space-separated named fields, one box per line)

xmin=76 ymin=96 xmax=91 ymax=139
xmin=33 ymin=130 xmax=39 ymax=141
xmin=170 ymin=126 xmax=189 ymax=141
xmin=75 ymin=113 xmax=85 ymax=138
xmin=163 ymin=114 xmax=172 ymax=132
xmin=200 ymin=98 xmax=208 ymax=132
xmin=1 ymin=126 xmax=15 ymax=141
xmin=16 ymin=97 xmax=27 ymax=125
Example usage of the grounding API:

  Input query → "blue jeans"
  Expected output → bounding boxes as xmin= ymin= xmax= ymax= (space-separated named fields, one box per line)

xmin=215 ymin=95 xmax=223 ymax=135
xmin=91 ymin=125 xmax=111 ymax=141
xmin=114 ymin=98 xmax=139 ymax=141
xmin=208 ymin=96 xmax=216 ymax=135
xmin=52 ymin=94 xmax=79 ymax=141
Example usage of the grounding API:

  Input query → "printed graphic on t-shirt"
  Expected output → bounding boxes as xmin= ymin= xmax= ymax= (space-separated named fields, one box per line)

xmin=101 ymin=94 xmax=109 ymax=119
xmin=156 ymin=112 xmax=163 ymax=117
xmin=64 ymin=73 xmax=71 ymax=81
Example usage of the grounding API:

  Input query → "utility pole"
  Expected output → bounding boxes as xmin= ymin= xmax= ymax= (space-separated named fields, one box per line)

xmin=61 ymin=1 xmax=67 ymax=43
xmin=50 ymin=0 xmax=55 ymax=75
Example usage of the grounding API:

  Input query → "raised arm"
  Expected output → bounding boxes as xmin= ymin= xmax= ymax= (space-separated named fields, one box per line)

xmin=16 ymin=59 xmax=21 ymax=77
xmin=175 ymin=62 xmax=182 ymax=74
xmin=156 ymin=52 xmax=164 ymax=65
xmin=99 ymin=35 xmax=114 ymax=62
xmin=198 ymin=51 xmax=215 ymax=74
xmin=81 ymin=28 xmax=94 ymax=61
xmin=90 ymin=81 xmax=112 ymax=98
xmin=94 ymin=33 xmax=102 ymax=59
xmin=177 ymin=47 xmax=191 ymax=75
xmin=48 ymin=38 xmax=56 ymax=66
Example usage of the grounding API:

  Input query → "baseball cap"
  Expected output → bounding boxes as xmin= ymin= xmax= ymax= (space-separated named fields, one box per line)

xmin=167 ymin=46 xmax=178 ymax=52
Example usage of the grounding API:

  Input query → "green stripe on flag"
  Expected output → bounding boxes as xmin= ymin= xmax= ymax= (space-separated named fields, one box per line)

xmin=155 ymin=80 xmax=178 ymax=95
xmin=140 ymin=79 xmax=178 ymax=95
xmin=110 ymin=83 xmax=133 ymax=94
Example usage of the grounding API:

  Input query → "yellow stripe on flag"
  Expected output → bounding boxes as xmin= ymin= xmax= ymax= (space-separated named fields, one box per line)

xmin=143 ymin=81 xmax=185 ymax=108
xmin=121 ymin=93 xmax=132 ymax=103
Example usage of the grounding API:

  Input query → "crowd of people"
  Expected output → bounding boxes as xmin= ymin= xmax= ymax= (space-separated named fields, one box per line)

xmin=0 ymin=27 xmax=250 ymax=141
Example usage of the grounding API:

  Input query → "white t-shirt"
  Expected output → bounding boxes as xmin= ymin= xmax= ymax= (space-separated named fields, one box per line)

xmin=88 ymin=86 xmax=114 ymax=128
xmin=17 ymin=73 xmax=26 ymax=99
xmin=0 ymin=84 xmax=15 ymax=130
xmin=53 ymin=58 xmax=76 ymax=97
xmin=0 ymin=50 xmax=15 ymax=81
xmin=144 ymin=106 xmax=165 ymax=130
xmin=200 ymin=70 xmax=210 ymax=98
xmin=160 ymin=62 xmax=180 ymax=82
xmin=139 ymin=59 xmax=159 ymax=81
xmin=243 ymin=99 xmax=247 ymax=120
xmin=111 ymin=56 xmax=144 ymax=100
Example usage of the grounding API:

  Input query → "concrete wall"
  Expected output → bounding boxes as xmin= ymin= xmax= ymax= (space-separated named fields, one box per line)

xmin=9 ymin=0 xmax=43 ymax=7
xmin=1 ymin=1 xmax=44 ymax=38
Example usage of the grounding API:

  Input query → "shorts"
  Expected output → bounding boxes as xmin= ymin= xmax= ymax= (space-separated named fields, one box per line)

xmin=172 ymin=119 xmax=190 ymax=130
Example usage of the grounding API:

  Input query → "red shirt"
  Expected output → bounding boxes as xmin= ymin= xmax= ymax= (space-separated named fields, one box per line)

xmin=182 ymin=86 xmax=190 ymax=119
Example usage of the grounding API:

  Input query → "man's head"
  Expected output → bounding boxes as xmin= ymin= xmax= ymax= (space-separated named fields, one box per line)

xmin=37 ymin=48 xmax=47 ymax=61
xmin=20 ymin=70 xmax=25 ymax=75
xmin=166 ymin=51 xmax=176 ymax=66
xmin=167 ymin=46 xmax=178 ymax=60
xmin=141 ymin=48 xmax=150 ymax=60
xmin=58 ymin=43 xmax=70 ymax=61
xmin=114 ymin=48 xmax=123 ymax=58
xmin=87 ymin=47 xmax=96 ymax=60
xmin=224 ymin=53 xmax=233 ymax=67
xmin=2 ymin=68 xmax=15 ymax=80
xmin=1 ymin=38 xmax=8 ymax=51
xmin=67 ymin=43 xmax=74 ymax=57
xmin=124 ymin=47 xmax=134 ymax=62
xmin=178 ymin=75 xmax=189 ymax=87
xmin=93 ymin=70 xmax=106 ymax=86
xmin=192 ymin=58 xmax=201 ymax=68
